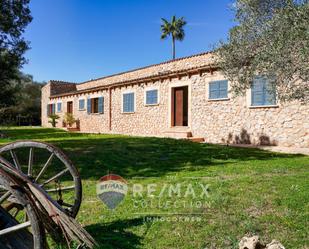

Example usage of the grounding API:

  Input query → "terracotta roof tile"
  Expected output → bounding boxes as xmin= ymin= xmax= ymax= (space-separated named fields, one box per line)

xmin=49 ymin=51 xmax=215 ymax=97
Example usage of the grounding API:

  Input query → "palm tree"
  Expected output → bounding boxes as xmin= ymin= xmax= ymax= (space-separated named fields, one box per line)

xmin=161 ymin=16 xmax=187 ymax=59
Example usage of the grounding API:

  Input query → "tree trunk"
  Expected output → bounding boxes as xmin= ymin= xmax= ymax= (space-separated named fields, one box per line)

xmin=172 ymin=36 xmax=175 ymax=59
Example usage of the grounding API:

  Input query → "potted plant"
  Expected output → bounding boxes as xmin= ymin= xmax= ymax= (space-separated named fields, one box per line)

xmin=64 ymin=113 xmax=76 ymax=127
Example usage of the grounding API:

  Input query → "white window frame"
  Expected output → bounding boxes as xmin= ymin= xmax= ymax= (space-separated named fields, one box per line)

xmin=121 ymin=90 xmax=136 ymax=113
xmin=144 ymin=87 xmax=160 ymax=106
xmin=78 ymin=98 xmax=86 ymax=111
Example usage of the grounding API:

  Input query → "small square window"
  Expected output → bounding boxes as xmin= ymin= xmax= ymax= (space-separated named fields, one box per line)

xmin=251 ymin=77 xmax=276 ymax=106
xmin=123 ymin=92 xmax=135 ymax=113
xmin=145 ymin=89 xmax=158 ymax=105
xmin=209 ymin=80 xmax=228 ymax=100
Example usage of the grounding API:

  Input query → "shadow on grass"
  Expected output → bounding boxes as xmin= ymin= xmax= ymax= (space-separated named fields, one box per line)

xmin=0 ymin=128 xmax=87 ymax=141
xmin=0 ymin=128 xmax=305 ymax=180
xmin=85 ymin=217 xmax=152 ymax=249
xmin=52 ymin=137 xmax=304 ymax=180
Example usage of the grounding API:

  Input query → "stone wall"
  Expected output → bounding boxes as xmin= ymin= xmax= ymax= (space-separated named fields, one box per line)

xmin=110 ymin=80 xmax=169 ymax=136
xmin=191 ymin=71 xmax=309 ymax=148
xmin=41 ymin=82 xmax=51 ymax=127
xmin=42 ymin=86 xmax=110 ymax=133
xmin=42 ymin=53 xmax=309 ymax=148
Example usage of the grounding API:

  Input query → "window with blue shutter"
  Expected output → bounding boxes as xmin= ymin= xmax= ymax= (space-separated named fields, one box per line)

xmin=98 ymin=97 xmax=104 ymax=113
xmin=251 ymin=77 xmax=276 ymax=106
xmin=87 ymin=98 xmax=91 ymax=114
xmin=146 ymin=89 xmax=158 ymax=105
xmin=57 ymin=102 xmax=62 ymax=112
xmin=123 ymin=92 xmax=135 ymax=113
xmin=79 ymin=99 xmax=85 ymax=110
xmin=47 ymin=104 xmax=55 ymax=115
xmin=209 ymin=80 xmax=228 ymax=99
xmin=47 ymin=104 xmax=57 ymax=116
xmin=87 ymin=97 xmax=104 ymax=114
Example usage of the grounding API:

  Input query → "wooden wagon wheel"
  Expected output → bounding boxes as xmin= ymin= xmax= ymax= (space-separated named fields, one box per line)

xmin=0 ymin=168 xmax=45 ymax=249
xmin=0 ymin=141 xmax=82 ymax=218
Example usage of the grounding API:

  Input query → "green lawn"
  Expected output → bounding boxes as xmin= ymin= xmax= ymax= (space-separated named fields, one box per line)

xmin=0 ymin=127 xmax=308 ymax=249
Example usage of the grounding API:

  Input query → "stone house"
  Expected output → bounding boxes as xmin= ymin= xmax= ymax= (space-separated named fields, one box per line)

xmin=41 ymin=52 xmax=309 ymax=148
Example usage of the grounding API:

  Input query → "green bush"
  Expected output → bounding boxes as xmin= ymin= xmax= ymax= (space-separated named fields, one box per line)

xmin=64 ymin=113 xmax=76 ymax=127
xmin=48 ymin=114 xmax=60 ymax=127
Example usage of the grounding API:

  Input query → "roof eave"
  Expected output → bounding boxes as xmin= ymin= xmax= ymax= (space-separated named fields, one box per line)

xmin=49 ymin=64 xmax=219 ymax=99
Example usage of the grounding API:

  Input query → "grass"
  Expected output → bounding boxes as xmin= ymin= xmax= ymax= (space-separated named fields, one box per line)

xmin=0 ymin=127 xmax=308 ymax=249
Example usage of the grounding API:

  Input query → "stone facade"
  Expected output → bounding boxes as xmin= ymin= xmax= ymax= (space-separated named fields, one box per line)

xmin=42 ymin=52 xmax=309 ymax=148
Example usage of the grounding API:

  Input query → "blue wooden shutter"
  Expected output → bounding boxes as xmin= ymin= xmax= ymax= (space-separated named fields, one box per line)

xmin=79 ymin=99 xmax=85 ymax=110
xmin=209 ymin=82 xmax=219 ymax=99
xmin=252 ymin=77 xmax=276 ymax=106
xmin=146 ymin=90 xmax=158 ymax=105
xmin=52 ymin=104 xmax=55 ymax=114
xmin=123 ymin=93 xmax=134 ymax=112
xmin=264 ymin=81 xmax=276 ymax=105
xmin=123 ymin=94 xmax=128 ymax=112
xmin=47 ymin=104 xmax=50 ymax=116
xmin=219 ymin=80 xmax=228 ymax=98
xmin=251 ymin=78 xmax=264 ymax=106
xmin=87 ymin=98 xmax=91 ymax=114
xmin=98 ymin=97 xmax=104 ymax=113
xmin=57 ymin=102 xmax=61 ymax=112
xmin=129 ymin=93 xmax=134 ymax=112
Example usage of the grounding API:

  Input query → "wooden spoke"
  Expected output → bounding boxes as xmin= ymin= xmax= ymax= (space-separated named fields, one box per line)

xmin=46 ymin=185 xmax=75 ymax=193
xmin=41 ymin=168 xmax=69 ymax=187
xmin=13 ymin=209 xmax=20 ymax=218
xmin=35 ymin=153 xmax=54 ymax=181
xmin=28 ymin=148 xmax=34 ymax=176
xmin=61 ymin=202 xmax=73 ymax=208
xmin=0 ymin=156 xmax=15 ymax=169
xmin=0 ymin=221 xmax=31 ymax=236
xmin=10 ymin=150 xmax=21 ymax=170
xmin=0 ymin=141 xmax=82 ymax=218
xmin=23 ymin=213 xmax=28 ymax=223
xmin=0 ymin=191 xmax=12 ymax=204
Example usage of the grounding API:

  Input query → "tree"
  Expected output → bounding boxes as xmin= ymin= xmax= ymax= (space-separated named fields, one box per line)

xmin=0 ymin=0 xmax=32 ymax=108
xmin=0 ymin=72 xmax=44 ymax=126
xmin=216 ymin=0 xmax=309 ymax=102
xmin=161 ymin=16 xmax=187 ymax=59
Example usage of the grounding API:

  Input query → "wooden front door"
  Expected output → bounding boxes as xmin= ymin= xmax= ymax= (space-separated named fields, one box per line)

xmin=67 ymin=101 xmax=73 ymax=114
xmin=172 ymin=86 xmax=188 ymax=126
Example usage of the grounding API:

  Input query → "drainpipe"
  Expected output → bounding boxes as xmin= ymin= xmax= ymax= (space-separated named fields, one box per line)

xmin=109 ymin=87 xmax=112 ymax=131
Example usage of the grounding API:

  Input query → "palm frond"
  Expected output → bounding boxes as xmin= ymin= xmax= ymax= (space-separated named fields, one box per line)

xmin=161 ymin=32 xmax=169 ymax=39
xmin=161 ymin=18 xmax=169 ymax=24
xmin=172 ymin=15 xmax=176 ymax=24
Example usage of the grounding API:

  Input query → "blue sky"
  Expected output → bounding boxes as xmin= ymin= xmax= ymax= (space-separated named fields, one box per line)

xmin=22 ymin=0 xmax=235 ymax=83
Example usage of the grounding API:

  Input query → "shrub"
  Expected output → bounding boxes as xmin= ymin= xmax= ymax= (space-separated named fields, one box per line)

xmin=64 ymin=113 xmax=76 ymax=127
xmin=48 ymin=114 xmax=60 ymax=128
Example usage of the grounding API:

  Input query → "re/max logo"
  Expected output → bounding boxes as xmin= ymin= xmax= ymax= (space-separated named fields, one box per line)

xmin=100 ymin=182 xmax=126 ymax=191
